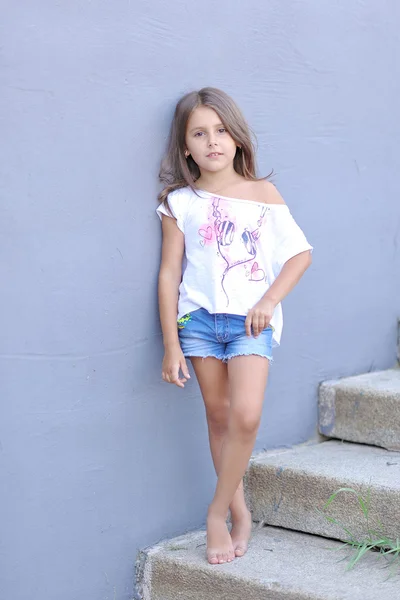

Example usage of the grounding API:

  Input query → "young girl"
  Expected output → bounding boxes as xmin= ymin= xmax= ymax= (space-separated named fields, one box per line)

xmin=156 ymin=87 xmax=313 ymax=566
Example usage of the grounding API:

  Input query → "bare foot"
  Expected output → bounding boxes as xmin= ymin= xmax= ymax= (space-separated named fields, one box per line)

xmin=230 ymin=509 xmax=252 ymax=557
xmin=206 ymin=510 xmax=235 ymax=565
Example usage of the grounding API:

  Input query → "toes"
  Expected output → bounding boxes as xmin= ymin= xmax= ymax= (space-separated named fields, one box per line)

xmin=208 ymin=549 xmax=236 ymax=564
xmin=235 ymin=545 xmax=247 ymax=557
xmin=218 ymin=553 xmax=226 ymax=564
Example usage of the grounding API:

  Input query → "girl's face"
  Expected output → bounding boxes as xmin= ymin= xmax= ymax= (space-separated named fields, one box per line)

xmin=185 ymin=106 xmax=238 ymax=175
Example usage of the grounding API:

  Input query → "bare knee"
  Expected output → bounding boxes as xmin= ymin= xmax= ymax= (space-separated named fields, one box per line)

xmin=230 ymin=409 xmax=261 ymax=439
xmin=206 ymin=399 xmax=230 ymax=436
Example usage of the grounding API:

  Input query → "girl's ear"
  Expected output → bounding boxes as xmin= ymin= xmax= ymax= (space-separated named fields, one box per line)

xmin=184 ymin=150 xmax=190 ymax=158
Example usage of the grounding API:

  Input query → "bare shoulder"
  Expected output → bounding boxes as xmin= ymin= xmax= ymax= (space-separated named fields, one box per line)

xmin=254 ymin=179 xmax=286 ymax=205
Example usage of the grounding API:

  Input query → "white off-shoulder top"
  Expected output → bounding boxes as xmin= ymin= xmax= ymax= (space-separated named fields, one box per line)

xmin=156 ymin=186 xmax=313 ymax=346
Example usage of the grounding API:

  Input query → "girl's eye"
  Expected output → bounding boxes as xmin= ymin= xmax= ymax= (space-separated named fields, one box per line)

xmin=194 ymin=129 xmax=226 ymax=137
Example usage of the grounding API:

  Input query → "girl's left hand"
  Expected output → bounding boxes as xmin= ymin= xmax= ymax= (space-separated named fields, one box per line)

xmin=245 ymin=297 xmax=276 ymax=338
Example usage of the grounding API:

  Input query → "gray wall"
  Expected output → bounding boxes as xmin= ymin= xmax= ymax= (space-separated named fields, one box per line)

xmin=1 ymin=2 xmax=399 ymax=599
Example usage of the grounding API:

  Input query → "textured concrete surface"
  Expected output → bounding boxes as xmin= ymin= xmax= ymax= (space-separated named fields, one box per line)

xmin=245 ymin=440 xmax=400 ymax=543
xmin=319 ymin=368 xmax=400 ymax=451
xmin=137 ymin=525 xmax=400 ymax=600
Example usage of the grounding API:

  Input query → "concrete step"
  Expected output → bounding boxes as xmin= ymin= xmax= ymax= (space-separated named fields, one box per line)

xmin=136 ymin=525 xmax=399 ymax=600
xmin=318 ymin=368 xmax=400 ymax=451
xmin=245 ymin=440 xmax=400 ymax=543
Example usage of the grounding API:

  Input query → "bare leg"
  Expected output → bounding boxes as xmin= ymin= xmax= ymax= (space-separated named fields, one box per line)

xmin=191 ymin=357 xmax=251 ymax=563
xmin=206 ymin=355 xmax=269 ymax=563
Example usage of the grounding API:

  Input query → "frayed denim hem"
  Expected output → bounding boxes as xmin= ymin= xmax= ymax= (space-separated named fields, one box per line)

xmin=185 ymin=353 xmax=273 ymax=364
xmin=186 ymin=354 xmax=225 ymax=362
xmin=224 ymin=352 xmax=273 ymax=363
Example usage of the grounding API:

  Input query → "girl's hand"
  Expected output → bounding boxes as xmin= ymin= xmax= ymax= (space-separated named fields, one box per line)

xmin=162 ymin=344 xmax=190 ymax=388
xmin=245 ymin=297 xmax=276 ymax=338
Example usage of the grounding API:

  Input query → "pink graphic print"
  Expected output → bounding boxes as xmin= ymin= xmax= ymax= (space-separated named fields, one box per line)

xmin=198 ymin=225 xmax=213 ymax=246
xmin=197 ymin=198 xmax=269 ymax=307
xmin=250 ymin=261 xmax=265 ymax=281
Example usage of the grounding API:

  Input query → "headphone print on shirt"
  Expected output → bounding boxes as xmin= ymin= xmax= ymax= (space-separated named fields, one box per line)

xmin=198 ymin=197 xmax=269 ymax=307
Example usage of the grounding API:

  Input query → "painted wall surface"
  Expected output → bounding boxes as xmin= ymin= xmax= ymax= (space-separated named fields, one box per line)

xmin=1 ymin=2 xmax=399 ymax=599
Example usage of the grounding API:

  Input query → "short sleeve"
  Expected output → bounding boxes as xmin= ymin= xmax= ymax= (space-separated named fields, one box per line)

xmin=156 ymin=189 xmax=186 ymax=233
xmin=273 ymin=208 xmax=313 ymax=271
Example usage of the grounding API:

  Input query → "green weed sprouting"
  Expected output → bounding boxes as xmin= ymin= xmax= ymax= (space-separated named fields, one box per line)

xmin=317 ymin=486 xmax=400 ymax=580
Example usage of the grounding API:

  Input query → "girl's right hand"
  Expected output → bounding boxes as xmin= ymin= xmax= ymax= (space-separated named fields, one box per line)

xmin=162 ymin=345 xmax=191 ymax=388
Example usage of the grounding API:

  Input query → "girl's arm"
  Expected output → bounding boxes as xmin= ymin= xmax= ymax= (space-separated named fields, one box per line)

xmin=263 ymin=250 xmax=312 ymax=307
xmin=158 ymin=215 xmax=190 ymax=387
xmin=245 ymin=250 xmax=312 ymax=337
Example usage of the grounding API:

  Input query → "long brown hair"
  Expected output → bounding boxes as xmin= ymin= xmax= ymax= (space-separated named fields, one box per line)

xmin=158 ymin=87 xmax=271 ymax=205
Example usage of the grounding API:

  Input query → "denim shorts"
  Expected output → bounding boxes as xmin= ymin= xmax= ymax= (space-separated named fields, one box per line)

xmin=177 ymin=307 xmax=273 ymax=363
